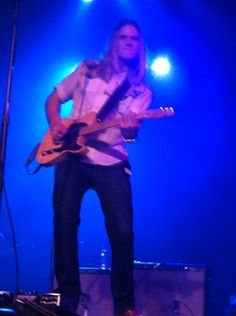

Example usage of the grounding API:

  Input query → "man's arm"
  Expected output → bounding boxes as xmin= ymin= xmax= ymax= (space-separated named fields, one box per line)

xmin=46 ymin=90 xmax=68 ymax=142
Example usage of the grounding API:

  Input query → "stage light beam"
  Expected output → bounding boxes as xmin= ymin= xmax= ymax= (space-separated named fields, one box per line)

xmin=151 ymin=57 xmax=171 ymax=76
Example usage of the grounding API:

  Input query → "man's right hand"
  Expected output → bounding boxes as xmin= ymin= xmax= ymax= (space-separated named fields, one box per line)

xmin=50 ymin=120 xmax=68 ymax=143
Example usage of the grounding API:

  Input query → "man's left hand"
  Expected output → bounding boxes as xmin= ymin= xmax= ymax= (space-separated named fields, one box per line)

xmin=120 ymin=111 xmax=140 ymax=140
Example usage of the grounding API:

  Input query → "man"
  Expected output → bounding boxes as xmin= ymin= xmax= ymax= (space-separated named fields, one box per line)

xmin=46 ymin=19 xmax=152 ymax=316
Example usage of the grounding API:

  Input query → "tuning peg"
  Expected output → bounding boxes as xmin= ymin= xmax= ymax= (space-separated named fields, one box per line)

xmin=163 ymin=106 xmax=174 ymax=115
xmin=164 ymin=106 xmax=174 ymax=112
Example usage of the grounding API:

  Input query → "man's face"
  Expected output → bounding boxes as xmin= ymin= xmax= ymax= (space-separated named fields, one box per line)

xmin=116 ymin=24 xmax=140 ymax=61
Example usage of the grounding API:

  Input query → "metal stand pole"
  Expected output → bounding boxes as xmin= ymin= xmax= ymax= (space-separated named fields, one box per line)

xmin=0 ymin=0 xmax=19 ymax=209
xmin=0 ymin=0 xmax=20 ymax=293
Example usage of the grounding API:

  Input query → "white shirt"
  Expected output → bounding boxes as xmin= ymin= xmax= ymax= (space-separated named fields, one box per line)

xmin=56 ymin=63 xmax=152 ymax=166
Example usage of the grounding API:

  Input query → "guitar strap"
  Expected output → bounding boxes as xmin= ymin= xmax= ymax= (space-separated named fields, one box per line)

xmin=96 ymin=77 xmax=131 ymax=122
xmin=25 ymin=143 xmax=42 ymax=175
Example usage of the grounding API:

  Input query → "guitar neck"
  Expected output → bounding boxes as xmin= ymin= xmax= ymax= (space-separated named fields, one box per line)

xmin=79 ymin=117 xmax=121 ymax=136
xmin=78 ymin=108 xmax=174 ymax=136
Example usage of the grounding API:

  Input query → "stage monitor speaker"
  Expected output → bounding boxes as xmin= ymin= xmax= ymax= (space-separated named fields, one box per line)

xmin=79 ymin=263 xmax=207 ymax=316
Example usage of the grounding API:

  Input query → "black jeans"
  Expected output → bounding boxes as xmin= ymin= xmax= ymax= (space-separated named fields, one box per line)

xmin=53 ymin=157 xmax=135 ymax=313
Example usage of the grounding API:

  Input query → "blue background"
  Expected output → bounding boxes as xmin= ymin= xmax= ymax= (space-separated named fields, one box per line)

xmin=0 ymin=1 xmax=235 ymax=315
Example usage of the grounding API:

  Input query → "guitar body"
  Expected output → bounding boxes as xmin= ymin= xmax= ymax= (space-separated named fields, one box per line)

xmin=36 ymin=112 xmax=97 ymax=166
xmin=36 ymin=108 xmax=174 ymax=166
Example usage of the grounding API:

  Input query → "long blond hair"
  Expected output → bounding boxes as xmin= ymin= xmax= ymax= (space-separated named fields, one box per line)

xmin=98 ymin=19 xmax=147 ymax=84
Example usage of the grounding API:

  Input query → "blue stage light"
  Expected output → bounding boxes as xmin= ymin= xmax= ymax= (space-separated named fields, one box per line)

xmin=55 ymin=63 xmax=79 ymax=83
xmin=0 ymin=308 xmax=16 ymax=313
xmin=151 ymin=56 xmax=171 ymax=76
xmin=69 ymin=63 xmax=79 ymax=75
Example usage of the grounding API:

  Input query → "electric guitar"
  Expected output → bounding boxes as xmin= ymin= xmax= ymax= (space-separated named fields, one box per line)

xmin=36 ymin=107 xmax=174 ymax=166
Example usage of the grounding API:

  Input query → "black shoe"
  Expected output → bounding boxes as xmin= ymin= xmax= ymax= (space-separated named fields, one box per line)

xmin=56 ymin=295 xmax=79 ymax=316
xmin=114 ymin=309 xmax=137 ymax=316
xmin=56 ymin=306 xmax=79 ymax=316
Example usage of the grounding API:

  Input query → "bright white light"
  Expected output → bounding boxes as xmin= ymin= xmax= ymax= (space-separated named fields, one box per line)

xmin=151 ymin=57 xmax=171 ymax=76
xmin=82 ymin=0 xmax=93 ymax=2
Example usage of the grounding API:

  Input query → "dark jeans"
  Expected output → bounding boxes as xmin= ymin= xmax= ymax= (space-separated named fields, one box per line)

xmin=53 ymin=156 xmax=135 ymax=313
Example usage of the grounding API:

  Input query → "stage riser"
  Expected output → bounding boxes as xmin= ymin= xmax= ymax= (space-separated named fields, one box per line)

xmin=79 ymin=266 xmax=206 ymax=316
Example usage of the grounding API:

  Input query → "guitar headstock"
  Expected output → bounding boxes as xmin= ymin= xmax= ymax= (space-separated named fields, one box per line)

xmin=159 ymin=106 xmax=174 ymax=116
xmin=141 ymin=107 xmax=174 ymax=119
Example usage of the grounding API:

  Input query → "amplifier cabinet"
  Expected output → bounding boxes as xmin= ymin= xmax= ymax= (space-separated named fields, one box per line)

xmin=79 ymin=263 xmax=207 ymax=316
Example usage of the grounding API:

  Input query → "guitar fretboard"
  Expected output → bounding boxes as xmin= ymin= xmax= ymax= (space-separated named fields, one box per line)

xmin=79 ymin=117 xmax=121 ymax=136
xmin=78 ymin=108 xmax=173 ymax=136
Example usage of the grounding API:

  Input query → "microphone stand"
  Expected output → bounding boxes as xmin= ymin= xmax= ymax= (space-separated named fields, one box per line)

xmin=0 ymin=0 xmax=20 ymax=294
xmin=0 ymin=0 xmax=19 ymax=209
